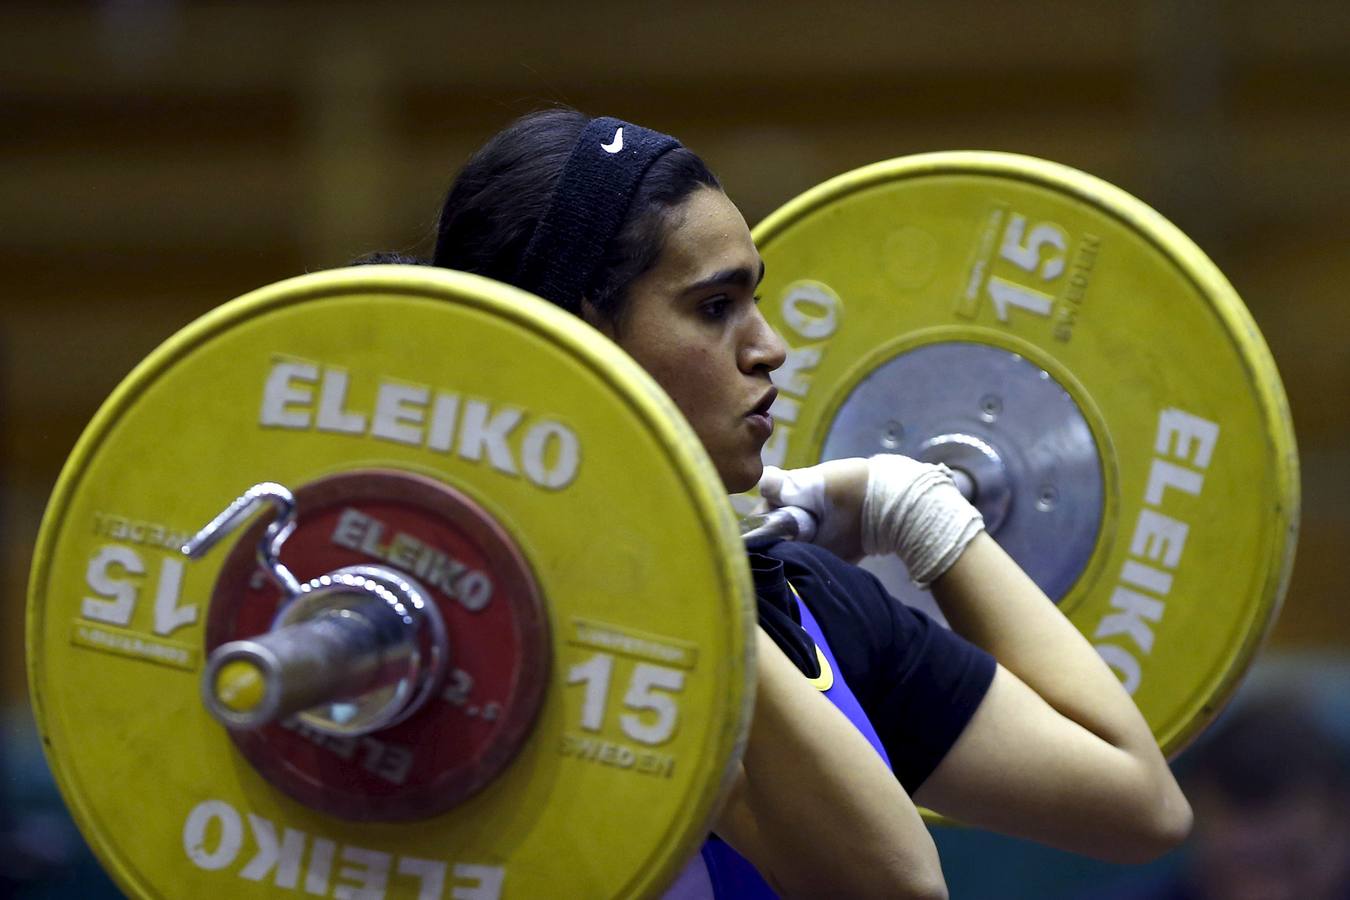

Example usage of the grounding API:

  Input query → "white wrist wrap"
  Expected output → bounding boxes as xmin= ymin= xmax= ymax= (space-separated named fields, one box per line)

xmin=861 ymin=454 xmax=985 ymax=587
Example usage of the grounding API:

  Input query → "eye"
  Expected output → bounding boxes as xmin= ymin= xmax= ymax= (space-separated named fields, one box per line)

xmin=701 ymin=297 xmax=731 ymax=320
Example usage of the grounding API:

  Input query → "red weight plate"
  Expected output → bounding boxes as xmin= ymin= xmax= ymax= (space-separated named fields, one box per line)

xmin=206 ymin=469 xmax=549 ymax=821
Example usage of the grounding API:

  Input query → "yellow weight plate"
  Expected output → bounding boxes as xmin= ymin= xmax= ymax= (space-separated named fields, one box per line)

xmin=28 ymin=266 xmax=755 ymax=899
xmin=745 ymin=152 xmax=1298 ymax=757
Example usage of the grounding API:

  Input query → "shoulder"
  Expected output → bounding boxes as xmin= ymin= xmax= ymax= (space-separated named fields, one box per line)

xmin=762 ymin=541 xmax=899 ymax=682
xmin=764 ymin=541 xmax=928 ymax=647
xmin=762 ymin=538 xmax=835 ymax=569
xmin=764 ymin=541 xmax=884 ymax=603
xmin=766 ymin=541 xmax=999 ymax=791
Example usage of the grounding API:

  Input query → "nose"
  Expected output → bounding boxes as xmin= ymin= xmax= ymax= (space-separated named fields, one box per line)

xmin=739 ymin=305 xmax=788 ymax=375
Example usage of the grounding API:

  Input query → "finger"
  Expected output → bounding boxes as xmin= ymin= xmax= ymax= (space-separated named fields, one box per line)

xmin=774 ymin=466 xmax=827 ymax=514
xmin=758 ymin=465 xmax=787 ymax=506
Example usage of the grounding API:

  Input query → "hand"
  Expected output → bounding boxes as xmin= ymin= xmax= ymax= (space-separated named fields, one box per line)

xmin=757 ymin=458 xmax=870 ymax=561
xmin=760 ymin=454 xmax=985 ymax=584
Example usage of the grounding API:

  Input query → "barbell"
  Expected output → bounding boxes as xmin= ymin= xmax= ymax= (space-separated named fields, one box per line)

xmin=26 ymin=152 xmax=1298 ymax=899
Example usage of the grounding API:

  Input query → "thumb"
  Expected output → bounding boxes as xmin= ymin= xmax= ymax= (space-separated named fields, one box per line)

xmin=757 ymin=465 xmax=787 ymax=506
xmin=760 ymin=464 xmax=828 ymax=515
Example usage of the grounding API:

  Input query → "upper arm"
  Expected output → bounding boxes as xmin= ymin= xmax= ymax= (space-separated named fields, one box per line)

xmin=710 ymin=763 xmax=788 ymax=895
xmin=867 ymin=580 xmax=998 ymax=793
xmin=708 ymin=630 xmax=950 ymax=899
xmin=912 ymin=664 xmax=1189 ymax=863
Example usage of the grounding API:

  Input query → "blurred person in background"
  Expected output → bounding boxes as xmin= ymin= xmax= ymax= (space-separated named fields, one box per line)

xmin=1103 ymin=693 xmax=1350 ymax=900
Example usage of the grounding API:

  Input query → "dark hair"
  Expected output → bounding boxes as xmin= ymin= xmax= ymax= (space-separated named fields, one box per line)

xmin=432 ymin=108 xmax=721 ymax=323
xmin=348 ymin=250 xmax=428 ymax=266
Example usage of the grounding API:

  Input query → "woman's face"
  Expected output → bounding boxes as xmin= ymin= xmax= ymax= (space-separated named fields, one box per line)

xmin=591 ymin=186 xmax=787 ymax=493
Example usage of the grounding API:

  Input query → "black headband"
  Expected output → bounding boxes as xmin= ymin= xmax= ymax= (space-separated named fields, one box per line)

xmin=516 ymin=116 xmax=682 ymax=314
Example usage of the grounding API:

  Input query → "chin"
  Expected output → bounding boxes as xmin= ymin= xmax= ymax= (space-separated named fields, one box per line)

xmin=719 ymin=458 xmax=763 ymax=495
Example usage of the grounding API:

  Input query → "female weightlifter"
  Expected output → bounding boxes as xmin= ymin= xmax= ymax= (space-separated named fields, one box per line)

xmin=424 ymin=109 xmax=1192 ymax=899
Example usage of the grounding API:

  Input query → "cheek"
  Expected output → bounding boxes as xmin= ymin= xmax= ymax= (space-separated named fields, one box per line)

xmin=633 ymin=338 xmax=708 ymax=396
xmin=659 ymin=347 xmax=723 ymax=422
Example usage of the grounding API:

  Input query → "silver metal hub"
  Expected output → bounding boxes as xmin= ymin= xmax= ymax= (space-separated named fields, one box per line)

xmin=821 ymin=341 xmax=1104 ymax=615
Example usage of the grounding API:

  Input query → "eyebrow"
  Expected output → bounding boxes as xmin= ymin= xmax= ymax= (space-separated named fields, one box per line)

xmin=680 ymin=259 xmax=767 ymax=295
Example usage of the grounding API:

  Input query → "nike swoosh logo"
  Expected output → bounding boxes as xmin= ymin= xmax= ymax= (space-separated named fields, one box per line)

xmin=601 ymin=127 xmax=624 ymax=154
xmin=808 ymin=645 xmax=834 ymax=692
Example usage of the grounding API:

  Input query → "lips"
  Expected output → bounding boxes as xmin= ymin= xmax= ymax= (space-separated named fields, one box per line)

xmin=747 ymin=387 xmax=778 ymax=419
xmin=745 ymin=387 xmax=777 ymax=440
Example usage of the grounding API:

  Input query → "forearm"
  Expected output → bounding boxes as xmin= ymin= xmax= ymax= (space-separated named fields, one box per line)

xmin=760 ymin=456 xmax=1190 ymax=859
xmin=716 ymin=630 xmax=947 ymax=899
xmin=929 ymin=533 xmax=1191 ymax=848
xmin=932 ymin=533 xmax=1148 ymax=751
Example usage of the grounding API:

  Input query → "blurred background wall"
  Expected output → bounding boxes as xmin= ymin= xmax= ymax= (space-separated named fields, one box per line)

xmin=2 ymin=1 xmax=1347 ymax=897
